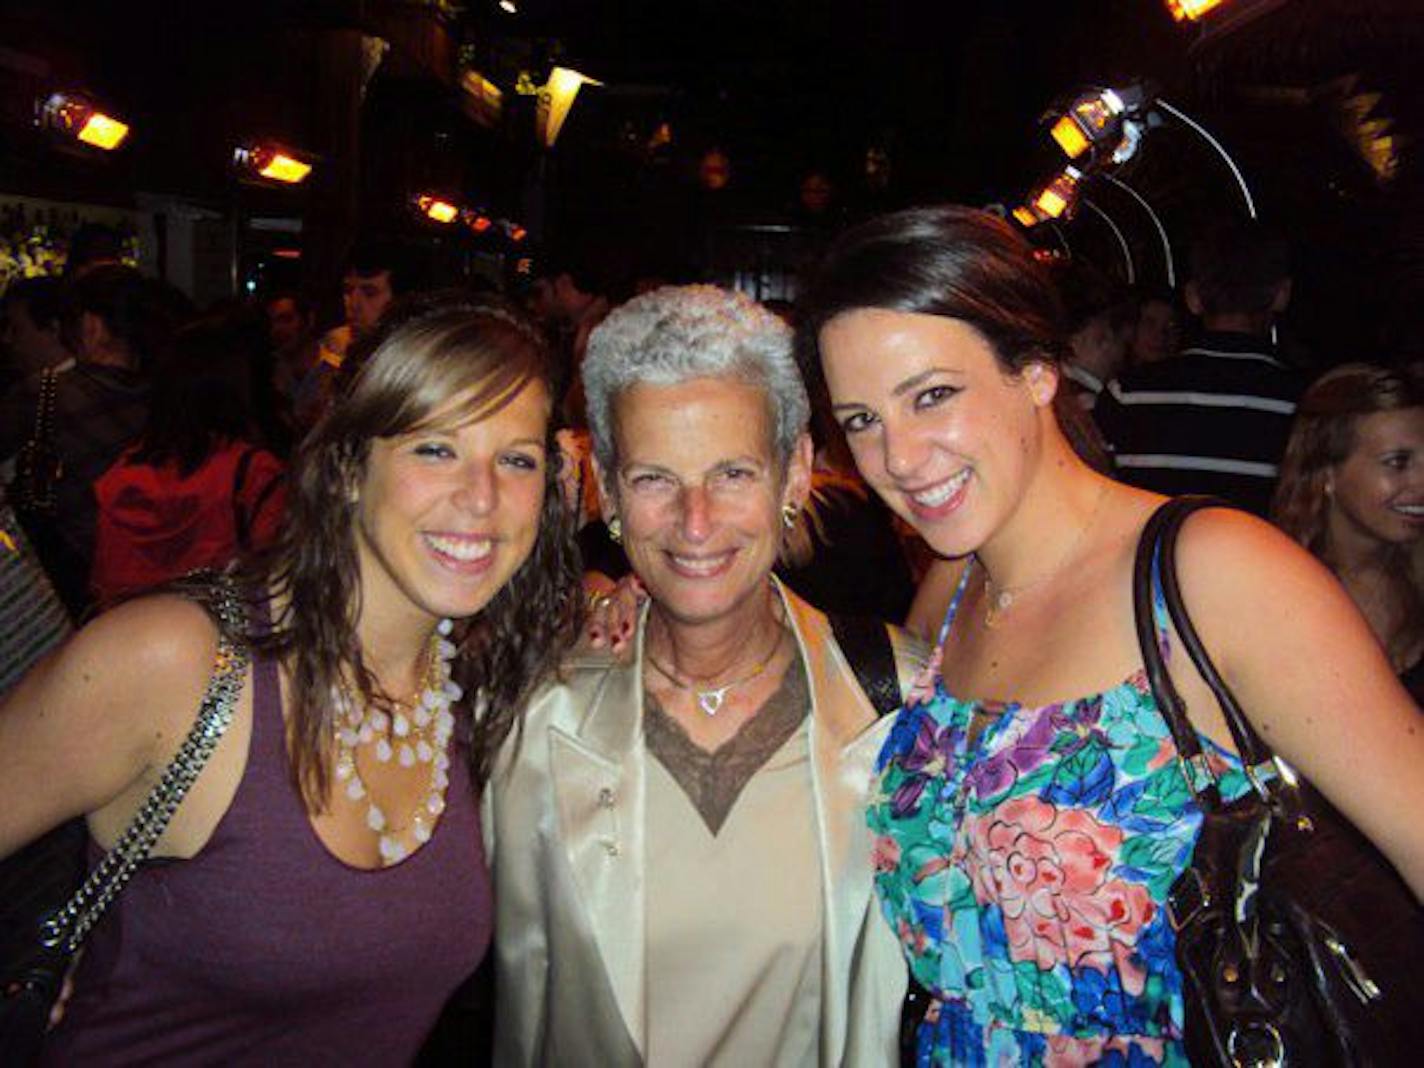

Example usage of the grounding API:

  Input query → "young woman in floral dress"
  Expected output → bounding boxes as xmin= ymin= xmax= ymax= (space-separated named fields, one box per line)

xmin=797 ymin=206 xmax=1424 ymax=1066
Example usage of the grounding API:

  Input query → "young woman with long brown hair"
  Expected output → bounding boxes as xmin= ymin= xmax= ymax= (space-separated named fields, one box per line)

xmin=0 ymin=292 xmax=580 ymax=1064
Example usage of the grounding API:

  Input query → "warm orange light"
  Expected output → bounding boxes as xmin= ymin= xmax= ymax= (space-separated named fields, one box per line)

xmin=467 ymin=214 xmax=493 ymax=233
xmin=40 ymin=92 xmax=130 ymax=151
xmin=1071 ymin=94 xmax=1121 ymax=136
xmin=1035 ymin=188 xmax=1069 ymax=218
xmin=1012 ymin=206 xmax=1039 ymax=227
xmin=1050 ymin=116 xmax=1090 ymax=159
xmin=1166 ymin=0 xmax=1227 ymax=21
xmin=236 ymin=143 xmax=312 ymax=184
xmin=258 ymin=152 xmax=311 ymax=183
xmin=418 ymin=196 xmax=460 ymax=224
xmin=1031 ymin=167 xmax=1081 ymax=220
xmin=508 ymin=226 xmax=528 ymax=243
xmin=536 ymin=67 xmax=602 ymax=148
xmin=77 ymin=112 xmax=129 ymax=150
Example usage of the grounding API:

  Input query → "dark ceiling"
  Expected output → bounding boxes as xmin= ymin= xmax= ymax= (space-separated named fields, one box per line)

xmin=3 ymin=0 xmax=1422 ymax=357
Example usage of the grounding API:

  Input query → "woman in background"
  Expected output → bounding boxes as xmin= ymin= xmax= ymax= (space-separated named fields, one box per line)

xmin=91 ymin=311 xmax=286 ymax=604
xmin=1273 ymin=363 xmax=1424 ymax=702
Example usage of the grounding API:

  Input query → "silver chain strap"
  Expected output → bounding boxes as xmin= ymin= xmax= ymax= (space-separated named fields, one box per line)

xmin=38 ymin=582 xmax=250 ymax=954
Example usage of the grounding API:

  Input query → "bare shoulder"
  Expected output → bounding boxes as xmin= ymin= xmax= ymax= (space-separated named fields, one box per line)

xmin=19 ymin=594 xmax=222 ymax=738
xmin=1173 ymin=504 xmax=1333 ymax=607
xmin=0 ymin=593 xmax=227 ymax=855
xmin=71 ymin=594 xmax=220 ymax=683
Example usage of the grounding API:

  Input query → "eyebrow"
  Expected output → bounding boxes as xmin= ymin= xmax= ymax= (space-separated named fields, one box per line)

xmin=831 ymin=367 xmax=955 ymax=412
xmin=619 ymin=455 xmax=764 ymax=474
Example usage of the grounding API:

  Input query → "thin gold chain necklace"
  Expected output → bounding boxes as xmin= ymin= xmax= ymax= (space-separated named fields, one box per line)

xmin=644 ymin=609 xmax=789 ymax=717
xmin=981 ymin=484 xmax=1108 ymax=629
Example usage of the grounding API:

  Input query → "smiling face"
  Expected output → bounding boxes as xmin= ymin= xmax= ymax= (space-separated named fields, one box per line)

xmin=1329 ymin=407 xmax=1424 ymax=548
xmin=354 ymin=378 xmax=551 ymax=630
xmin=818 ymin=308 xmax=1055 ymax=559
xmin=600 ymin=376 xmax=810 ymax=628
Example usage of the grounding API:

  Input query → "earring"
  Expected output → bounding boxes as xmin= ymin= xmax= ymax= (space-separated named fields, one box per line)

xmin=781 ymin=503 xmax=799 ymax=530
xmin=607 ymin=516 xmax=622 ymax=544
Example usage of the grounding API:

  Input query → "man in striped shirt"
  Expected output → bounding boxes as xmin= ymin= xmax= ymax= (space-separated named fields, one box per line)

xmin=1094 ymin=220 xmax=1304 ymax=516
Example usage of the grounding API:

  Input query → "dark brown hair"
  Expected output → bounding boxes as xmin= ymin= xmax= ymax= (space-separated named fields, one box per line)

xmin=796 ymin=205 xmax=1106 ymax=469
xmin=246 ymin=291 xmax=581 ymax=802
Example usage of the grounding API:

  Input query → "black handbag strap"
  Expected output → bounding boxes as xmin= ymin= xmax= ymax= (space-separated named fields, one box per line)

xmin=1132 ymin=496 xmax=1277 ymax=804
xmin=31 ymin=368 xmax=57 ymax=445
xmin=827 ymin=612 xmax=902 ymax=718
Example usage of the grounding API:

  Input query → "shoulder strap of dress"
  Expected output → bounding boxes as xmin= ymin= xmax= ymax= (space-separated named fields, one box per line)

xmin=937 ymin=558 xmax=976 ymax=648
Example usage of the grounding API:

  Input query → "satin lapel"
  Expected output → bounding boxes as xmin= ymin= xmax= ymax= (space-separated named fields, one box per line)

xmin=780 ymin=583 xmax=896 ymax=1064
xmin=548 ymin=609 xmax=649 ymax=1057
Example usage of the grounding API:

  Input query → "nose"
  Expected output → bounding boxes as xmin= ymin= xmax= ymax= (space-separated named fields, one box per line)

xmin=881 ymin=418 xmax=928 ymax=482
xmin=677 ymin=485 xmax=714 ymax=543
xmin=454 ymin=460 xmax=498 ymax=516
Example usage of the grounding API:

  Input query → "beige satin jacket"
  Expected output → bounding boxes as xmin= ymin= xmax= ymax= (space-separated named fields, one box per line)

xmin=486 ymin=580 xmax=926 ymax=1067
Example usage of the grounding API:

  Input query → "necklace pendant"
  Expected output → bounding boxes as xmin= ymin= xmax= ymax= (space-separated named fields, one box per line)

xmin=696 ymin=686 xmax=731 ymax=716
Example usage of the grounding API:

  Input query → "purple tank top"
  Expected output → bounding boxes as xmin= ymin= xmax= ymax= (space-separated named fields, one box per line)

xmin=43 ymin=646 xmax=491 ymax=1066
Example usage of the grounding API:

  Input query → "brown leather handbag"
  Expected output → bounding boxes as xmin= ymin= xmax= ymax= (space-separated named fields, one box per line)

xmin=1132 ymin=497 xmax=1424 ymax=1067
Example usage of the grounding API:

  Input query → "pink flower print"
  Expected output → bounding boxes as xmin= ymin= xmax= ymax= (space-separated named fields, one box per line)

xmin=966 ymin=796 xmax=1157 ymax=981
xmin=896 ymin=916 xmax=929 ymax=956
xmin=1043 ymin=1033 xmax=1167 ymax=1068
xmin=873 ymin=834 xmax=902 ymax=874
xmin=905 ymin=642 xmax=943 ymax=708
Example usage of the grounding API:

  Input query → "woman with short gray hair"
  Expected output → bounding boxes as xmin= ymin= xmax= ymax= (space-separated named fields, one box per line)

xmin=488 ymin=284 xmax=922 ymax=1066
xmin=582 ymin=283 xmax=810 ymax=472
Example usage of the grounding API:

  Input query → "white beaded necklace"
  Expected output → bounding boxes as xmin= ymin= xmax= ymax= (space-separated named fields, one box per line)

xmin=333 ymin=618 xmax=461 ymax=866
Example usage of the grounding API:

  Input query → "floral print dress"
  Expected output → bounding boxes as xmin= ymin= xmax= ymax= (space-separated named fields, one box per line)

xmin=869 ymin=561 xmax=1254 ymax=1067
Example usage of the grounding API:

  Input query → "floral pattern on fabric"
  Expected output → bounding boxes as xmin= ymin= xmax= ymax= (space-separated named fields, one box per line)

xmin=870 ymin=626 xmax=1253 ymax=1066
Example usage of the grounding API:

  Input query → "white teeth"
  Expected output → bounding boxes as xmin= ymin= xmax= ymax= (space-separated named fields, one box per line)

xmin=426 ymin=535 xmax=493 ymax=561
xmin=1394 ymin=504 xmax=1424 ymax=517
xmin=911 ymin=470 xmax=970 ymax=508
xmin=670 ymin=553 xmax=729 ymax=575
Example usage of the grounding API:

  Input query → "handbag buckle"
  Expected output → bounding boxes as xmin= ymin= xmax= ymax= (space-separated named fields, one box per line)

xmin=1227 ymin=1021 xmax=1284 ymax=1068
xmin=1167 ymin=866 xmax=1212 ymax=931
xmin=1177 ymin=751 xmax=1217 ymax=799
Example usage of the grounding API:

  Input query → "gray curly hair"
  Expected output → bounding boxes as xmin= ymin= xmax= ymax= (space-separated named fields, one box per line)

xmin=582 ymin=284 xmax=810 ymax=476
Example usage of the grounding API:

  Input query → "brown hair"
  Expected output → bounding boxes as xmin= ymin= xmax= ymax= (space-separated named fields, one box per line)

xmin=247 ymin=292 xmax=581 ymax=802
xmin=796 ymin=204 xmax=1108 ymax=470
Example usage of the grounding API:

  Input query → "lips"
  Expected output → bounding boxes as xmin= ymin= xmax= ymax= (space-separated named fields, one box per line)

xmin=664 ymin=549 xmax=736 ymax=578
xmin=423 ymin=532 xmax=495 ymax=571
xmin=903 ymin=469 xmax=971 ymax=518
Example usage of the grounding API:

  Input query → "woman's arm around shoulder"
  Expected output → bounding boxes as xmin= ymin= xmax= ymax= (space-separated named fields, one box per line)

xmin=1174 ymin=506 xmax=1424 ymax=899
xmin=0 ymin=594 xmax=222 ymax=858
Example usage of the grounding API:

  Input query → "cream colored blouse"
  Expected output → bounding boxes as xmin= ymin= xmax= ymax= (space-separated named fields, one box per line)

xmin=644 ymin=670 xmax=824 ymax=1067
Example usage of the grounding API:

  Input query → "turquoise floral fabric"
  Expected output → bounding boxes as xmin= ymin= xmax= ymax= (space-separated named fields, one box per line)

xmin=869 ymin=565 xmax=1253 ymax=1067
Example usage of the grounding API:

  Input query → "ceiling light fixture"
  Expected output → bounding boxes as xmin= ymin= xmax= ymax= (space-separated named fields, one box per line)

xmin=535 ymin=66 xmax=602 ymax=148
xmin=38 ymin=91 xmax=130 ymax=150
xmin=234 ymin=143 xmax=313 ymax=184
xmin=1166 ymin=0 xmax=1228 ymax=21
xmin=416 ymin=195 xmax=460 ymax=224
